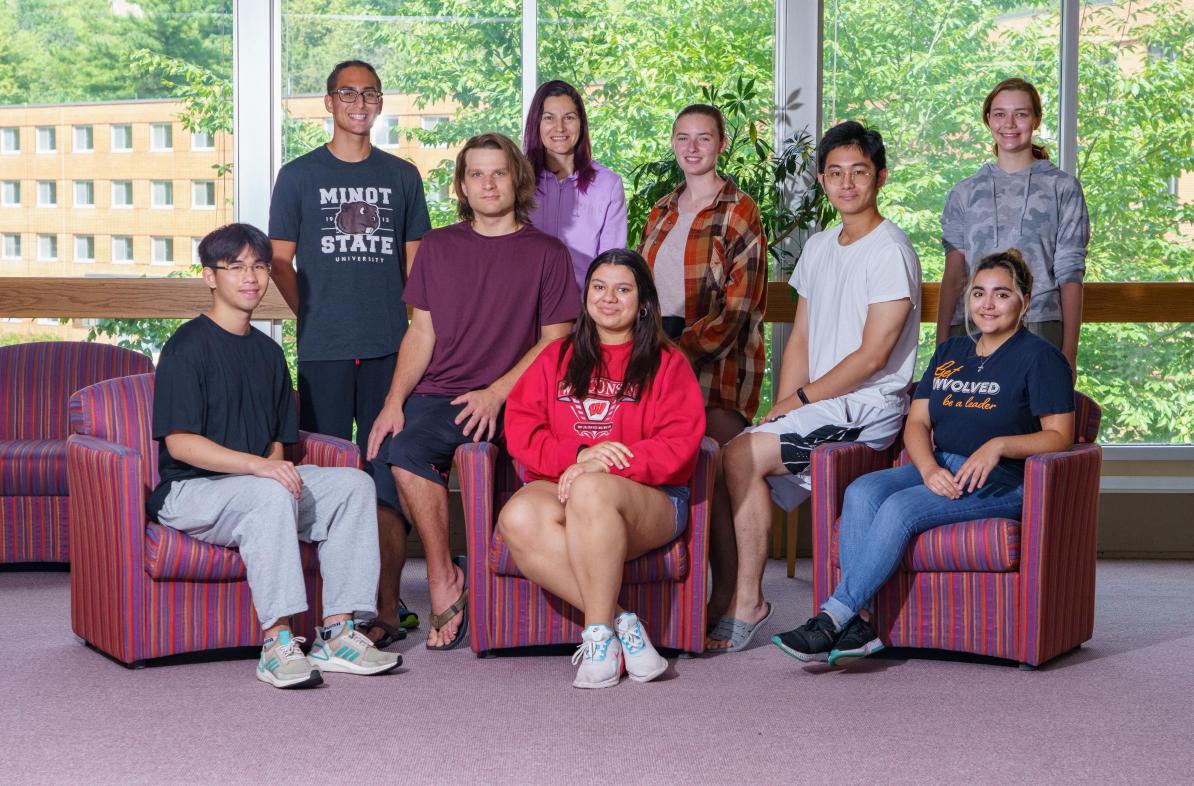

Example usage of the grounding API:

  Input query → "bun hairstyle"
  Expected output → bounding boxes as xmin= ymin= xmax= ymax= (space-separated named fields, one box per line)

xmin=964 ymin=248 xmax=1034 ymax=337
xmin=983 ymin=77 xmax=1049 ymax=160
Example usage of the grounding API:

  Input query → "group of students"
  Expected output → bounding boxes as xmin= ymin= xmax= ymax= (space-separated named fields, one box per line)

xmin=146 ymin=59 xmax=1089 ymax=689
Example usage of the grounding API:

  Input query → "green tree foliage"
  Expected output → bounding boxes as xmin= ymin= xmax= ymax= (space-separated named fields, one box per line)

xmin=825 ymin=0 xmax=1194 ymax=441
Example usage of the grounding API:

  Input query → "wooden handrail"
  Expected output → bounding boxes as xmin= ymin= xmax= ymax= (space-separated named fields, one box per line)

xmin=0 ymin=277 xmax=1192 ymax=323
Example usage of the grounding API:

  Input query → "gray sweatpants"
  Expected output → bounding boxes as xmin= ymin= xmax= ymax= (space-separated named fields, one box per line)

xmin=156 ymin=465 xmax=380 ymax=629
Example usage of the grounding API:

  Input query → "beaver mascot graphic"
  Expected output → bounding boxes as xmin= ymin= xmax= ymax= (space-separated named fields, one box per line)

xmin=334 ymin=201 xmax=380 ymax=235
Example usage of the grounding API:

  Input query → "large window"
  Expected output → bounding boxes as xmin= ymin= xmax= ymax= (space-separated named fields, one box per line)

xmin=0 ymin=0 xmax=232 ymax=349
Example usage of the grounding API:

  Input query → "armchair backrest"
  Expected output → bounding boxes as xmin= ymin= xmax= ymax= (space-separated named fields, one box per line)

xmin=0 ymin=341 xmax=153 ymax=441
xmin=69 ymin=372 xmax=160 ymax=490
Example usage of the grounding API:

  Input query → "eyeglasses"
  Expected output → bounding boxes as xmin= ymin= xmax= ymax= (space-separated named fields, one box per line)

xmin=330 ymin=87 xmax=383 ymax=105
xmin=823 ymin=168 xmax=876 ymax=185
xmin=214 ymin=262 xmax=272 ymax=274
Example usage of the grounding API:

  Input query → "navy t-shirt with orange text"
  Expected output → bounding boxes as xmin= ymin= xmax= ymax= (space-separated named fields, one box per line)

xmin=913 ymin=328 xmax=1074 ymax=480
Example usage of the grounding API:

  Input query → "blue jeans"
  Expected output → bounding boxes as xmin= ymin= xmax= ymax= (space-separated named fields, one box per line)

xmin=822 ymin=451 xmax=1024 ymax=628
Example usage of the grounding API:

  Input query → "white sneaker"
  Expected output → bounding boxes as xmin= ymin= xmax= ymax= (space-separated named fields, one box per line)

xmin=307 ymin=620 xmax=402 ymax=676
xmin=615 ymin=611 xmax=668 ymax=683
xmin=571 ymin=624 xmax=623 ymax=689
xmin=256 ymin=631 xmax=322 ymax=689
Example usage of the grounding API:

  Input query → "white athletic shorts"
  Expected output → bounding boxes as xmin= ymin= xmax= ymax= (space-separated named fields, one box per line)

xmin=740 ymin=396 xmax=905 ymax=511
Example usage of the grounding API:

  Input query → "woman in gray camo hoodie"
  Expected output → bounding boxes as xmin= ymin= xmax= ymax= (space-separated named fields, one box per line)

xmin=936 ymin=77 xmax=1090 ymax=375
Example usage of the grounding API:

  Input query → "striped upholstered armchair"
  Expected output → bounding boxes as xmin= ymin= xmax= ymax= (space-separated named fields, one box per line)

xmin=66 ymin=373 xmax=358 ymax=667
xmin=810 ymin=392 xmax=1102 ymax=668
xmin=0 ymin=341 xmax=153 ymax=564
xmin=455 ymin=437 xmax=717 ymax=657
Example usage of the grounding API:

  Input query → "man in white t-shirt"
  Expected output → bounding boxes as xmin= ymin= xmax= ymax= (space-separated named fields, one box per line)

xmin=706 ymin=121 xmax=922 ymax=652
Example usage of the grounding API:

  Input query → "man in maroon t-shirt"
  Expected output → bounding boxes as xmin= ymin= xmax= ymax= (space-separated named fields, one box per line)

xmin=367 ymin=133 xmax=580 ymax=650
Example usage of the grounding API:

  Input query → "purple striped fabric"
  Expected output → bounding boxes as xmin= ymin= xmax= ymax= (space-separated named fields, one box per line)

xmin=144 ymin=523 xmax=322 ymax=581
xmin=66 ymin=373 xmax=355 ymax=665
xmin=0 ymin=439 xmax=68 ymax=495
xmin=1 ymin=342 xmax=151 ymax=564
xmin=810 ymin=392 xmax=1102 ymax=667
xmin=458 ymin=437 xmax=716 ymax=656
xmin=0 ymin=341 xmax=152 ymax=441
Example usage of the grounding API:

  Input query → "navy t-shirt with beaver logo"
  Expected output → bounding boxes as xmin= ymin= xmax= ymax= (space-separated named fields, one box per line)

xmin=269 ymin=145 xmax=432 ymax=362
xmin=913 ymin=328 xmax=1074 ymax=480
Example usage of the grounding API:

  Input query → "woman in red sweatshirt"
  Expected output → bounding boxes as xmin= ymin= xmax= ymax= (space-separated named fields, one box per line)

xmin=501 ymin=248 xmax=705 ymax=689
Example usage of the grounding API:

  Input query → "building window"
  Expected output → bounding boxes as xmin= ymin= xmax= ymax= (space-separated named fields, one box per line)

xmin=191 ymin=130 xmax=215 ymax=150
xmin=192 ymin=180 xmax=216 ymax=208
xmin=36 ymin=126 xmax=56 ymax=153
xmin=37 ymin=181 xmax=57 ymax=207
xmin=1 ymin=128 xmax=18 ymax=154
xmin=75 ymin=235 xmax=95 ymax=263
xmin=374 ymin=117 xmax=402 ymax=147
xmin=323 ymin=118 xmax=334 ymax=136
xmin=111 ymin=124 xmax=133 ymax=152
xmin=1 ymin=233 xmax=20 ymax=259
xmin=151 ymin=180 xmax=174 ymax=208
xmin=74 ymin=180 xmax=95 ymax=208
xmin=150 ymin=123 xmax=173 ymax=151
xmin=1 ymin=181 xmax=18 ymax=206
xmin=111 ymin=180 xmax=133 ymax=208
xmin=191 ymin=237 xmax=201 ymax=266
xmin=37 ymin=234 xmax=58 ymax=261
xmin=421 ymin=115 xmax=450 ymax=148
xmin=151 ymin=237 xmax=174 ymax=265
xmin=73 ymin=125 xmax=94 ymax=152
xmin=112 ymin=236 xmax=134 ymax=264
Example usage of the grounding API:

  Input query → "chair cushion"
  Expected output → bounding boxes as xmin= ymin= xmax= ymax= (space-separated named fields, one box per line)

xmin=832 ymin=517 xmax=1021 ymax=573
xmin=488 ymin=528 xmax=689 ymax=584
xmin=0 ymin=439 xmax=68 ymax=495
xmin=144 ymin=523 xmax=320 ymax=581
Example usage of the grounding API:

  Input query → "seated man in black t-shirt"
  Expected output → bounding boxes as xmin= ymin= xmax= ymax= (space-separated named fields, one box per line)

xmin=149 ymin=223 xmax=400 ymax=689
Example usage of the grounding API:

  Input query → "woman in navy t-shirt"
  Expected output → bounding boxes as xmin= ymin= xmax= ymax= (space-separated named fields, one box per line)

xmin=772 ymin=248 xmax=1075 ymax=666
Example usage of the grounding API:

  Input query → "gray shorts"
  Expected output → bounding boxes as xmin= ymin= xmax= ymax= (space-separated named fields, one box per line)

xmin=743 ymin=397 xmax=905 ymax=511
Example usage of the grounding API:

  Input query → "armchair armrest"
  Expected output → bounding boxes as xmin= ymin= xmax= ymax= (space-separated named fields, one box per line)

xmin=809 ymin=441 xmax=895 ymax=610
xmin=1017 ymin=442 xmax=1102 ymax=666
xmin=66 ymin=433 xmax=149 ymax=661
xmin=290 ymin=431 xmax=361 ymax=469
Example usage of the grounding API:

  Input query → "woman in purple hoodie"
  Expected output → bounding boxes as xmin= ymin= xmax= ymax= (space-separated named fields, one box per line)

xmin=936 ymin=78 xmax=1090 ymax=375
xmin=523 ymin=80 xmax=627 ymax=295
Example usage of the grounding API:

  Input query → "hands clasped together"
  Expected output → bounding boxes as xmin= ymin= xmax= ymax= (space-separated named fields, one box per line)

xmin=919 ymin=437 xmax=1005 ymax=499
xmin=557 ymin=442 xmax=635 ymax=503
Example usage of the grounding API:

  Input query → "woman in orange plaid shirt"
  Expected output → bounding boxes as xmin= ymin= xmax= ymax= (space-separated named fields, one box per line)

xmin=637 ymin=104 xmax=768 ymax=447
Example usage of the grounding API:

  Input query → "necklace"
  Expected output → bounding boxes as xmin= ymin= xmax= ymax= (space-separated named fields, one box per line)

xmin=974 ymin=339 xmax=992 ymax=373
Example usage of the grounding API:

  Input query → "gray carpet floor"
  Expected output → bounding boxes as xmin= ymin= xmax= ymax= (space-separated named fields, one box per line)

xmin=2 ymin=559 xmax=1192 ymax=785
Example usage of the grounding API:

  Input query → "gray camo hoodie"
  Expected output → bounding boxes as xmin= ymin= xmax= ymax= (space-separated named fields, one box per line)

xmin=941 ymin=158 xmax=1090 ymax=324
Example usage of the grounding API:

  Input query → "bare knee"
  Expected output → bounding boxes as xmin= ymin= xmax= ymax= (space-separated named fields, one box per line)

xmin=565 ymin=473 xmax=622 ymax=521
xmin=723 ymin=435 xmax=764 ymax=486
xmin=497 ymin=495 xmax=547 ymax=549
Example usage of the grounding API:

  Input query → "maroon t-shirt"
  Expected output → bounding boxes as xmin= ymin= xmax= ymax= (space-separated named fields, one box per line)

xmin=404 ymin=221 xmax=581 ymax=396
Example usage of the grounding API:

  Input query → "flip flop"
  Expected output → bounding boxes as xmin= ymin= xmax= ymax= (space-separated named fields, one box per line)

xmin=356 ymin=618 xmax=406 ymax=649
xmin=426 ymin=556 xmax=468 ymax=651
xmin=705 ymin=602 xmax=774 ymax=653
xmin=426 ymin=589 xmax=469 ymax=651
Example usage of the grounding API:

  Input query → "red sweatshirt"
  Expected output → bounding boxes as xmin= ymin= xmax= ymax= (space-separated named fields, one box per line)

xmin=505 ymin=338 xmax=706 ymax=486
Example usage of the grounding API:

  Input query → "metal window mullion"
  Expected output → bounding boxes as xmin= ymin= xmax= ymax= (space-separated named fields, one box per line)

xmin=522 ymin=0 xmax=538 ymax=127
xmin=1058 ymin=0 xmax=1079 ymax=175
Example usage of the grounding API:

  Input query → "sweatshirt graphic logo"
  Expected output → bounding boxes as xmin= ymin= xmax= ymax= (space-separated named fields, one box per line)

xmin=558 ymin=377 xmax=639 ymax=438
xmin=319 ymin=186 xmax=395 ymax=260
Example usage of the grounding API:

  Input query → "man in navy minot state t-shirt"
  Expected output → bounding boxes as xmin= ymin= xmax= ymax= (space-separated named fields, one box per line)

xmin=269 ymin=60 xmax=432 ymax=646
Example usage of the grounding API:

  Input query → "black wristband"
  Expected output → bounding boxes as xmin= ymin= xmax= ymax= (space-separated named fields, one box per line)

xmin=796 ymin=387 xmax=810 ymax=406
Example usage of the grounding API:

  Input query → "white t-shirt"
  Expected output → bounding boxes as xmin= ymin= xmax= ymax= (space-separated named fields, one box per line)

xmin=790 ymin=219 xmax=922 ymax=411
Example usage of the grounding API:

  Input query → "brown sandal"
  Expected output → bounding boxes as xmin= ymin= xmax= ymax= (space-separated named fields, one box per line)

xmin=426 ymin=589 xmax=469 ymax=651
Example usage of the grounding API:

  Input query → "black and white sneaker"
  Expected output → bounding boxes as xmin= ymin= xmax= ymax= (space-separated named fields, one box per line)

xmin=771 ymin=612 xmax=839 ymax=662
xmin=828 ymin=615 xmax=884 ymax=666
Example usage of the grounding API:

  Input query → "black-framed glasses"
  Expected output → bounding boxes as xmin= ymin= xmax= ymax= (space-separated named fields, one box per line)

xmin=214 ymin=262 xmax=272 ymax=274
xmin=330 ymin=87 xmax=383 ymax=105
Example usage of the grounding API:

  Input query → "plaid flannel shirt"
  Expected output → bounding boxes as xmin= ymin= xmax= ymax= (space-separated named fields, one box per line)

xmin=638 ymin=179 xmax=768 ymax=421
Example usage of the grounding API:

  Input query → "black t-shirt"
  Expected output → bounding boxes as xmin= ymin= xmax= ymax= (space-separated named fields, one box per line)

xmin=146 ymin=315 xmax=299 ymax=519
xmin=913 ymin=328 xmax=1074 ymax=480
xmin=268 ymin=145 xmax=432 ymax=362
